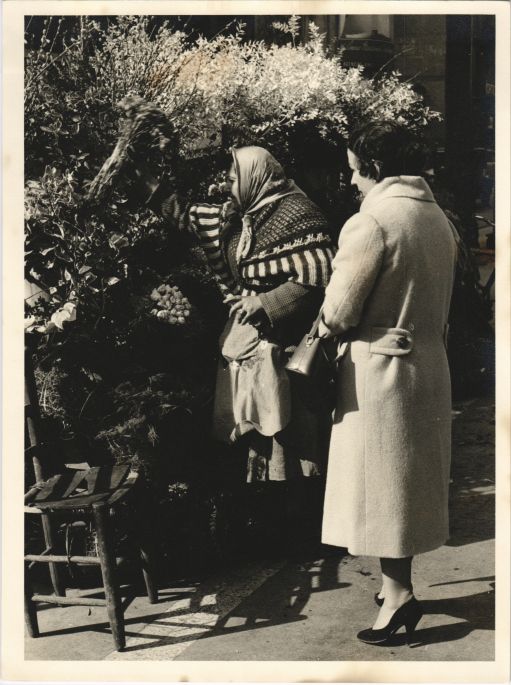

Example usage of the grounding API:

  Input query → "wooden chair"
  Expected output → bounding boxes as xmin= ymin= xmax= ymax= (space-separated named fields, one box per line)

xmin=24 ymin=464 xmax=158 ymax=652
xmin=24 ymin=346 xmax=158 ymax=652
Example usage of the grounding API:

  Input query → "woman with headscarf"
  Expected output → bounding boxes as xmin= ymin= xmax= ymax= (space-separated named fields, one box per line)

xmin=143 ymin=146 xmax=335 ymax=540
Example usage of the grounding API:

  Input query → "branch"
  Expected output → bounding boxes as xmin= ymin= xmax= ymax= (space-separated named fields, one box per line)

xmin=25 ymin=38 xmax=82 ymax=90
xmin=371 ymin=47 xmax=415 ymax=82
xmin=167 ymin=48 xmax=205 ymax=122
xmin=79 ymin=390 xmax=95 ymax=419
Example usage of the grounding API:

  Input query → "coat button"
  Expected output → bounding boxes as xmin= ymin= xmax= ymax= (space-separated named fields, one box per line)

xmin=396 ymin=336 xmax=409 ymax=349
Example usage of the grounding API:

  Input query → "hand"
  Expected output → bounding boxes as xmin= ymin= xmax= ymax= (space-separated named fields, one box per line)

xmin=229 ymin=295 xmax=267 ymax=326
xmin=318 ymin=320 xmax=333 ymax=339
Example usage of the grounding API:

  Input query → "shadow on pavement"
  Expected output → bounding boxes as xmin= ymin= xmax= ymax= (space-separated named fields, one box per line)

xmin=422 ymin=584 xmax=495 ymax=631
xmin=429 ymin=575 xmax=494 ymax=587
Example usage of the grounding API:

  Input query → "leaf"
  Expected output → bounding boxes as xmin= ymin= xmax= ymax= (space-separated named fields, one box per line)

xmin=41 ymin=247 xmax=55 ymax=256
xmin=108 ymin=233 xmax=129 ymax=250
xmin=50 ymin=301 xmax=77 ymax=330
xmin=81 ymin=368 xmax=103 ymax=383
xmin=107 ymin=276 xmax=121 ymax=286
xmin=55 ymin=249 xmax=72 ymax=262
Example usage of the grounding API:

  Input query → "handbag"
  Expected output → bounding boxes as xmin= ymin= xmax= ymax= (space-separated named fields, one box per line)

xmin=285 ymin=307 xmax=331 ymax=378
xmin=285 ymin=307 xmax=337 ymax=411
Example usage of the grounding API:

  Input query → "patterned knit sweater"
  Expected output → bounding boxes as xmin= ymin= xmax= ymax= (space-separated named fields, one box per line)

xmin=159 ymin=192 xmax=335 ymax=339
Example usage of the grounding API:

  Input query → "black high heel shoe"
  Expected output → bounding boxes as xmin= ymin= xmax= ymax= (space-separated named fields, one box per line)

xmin=357 ymin=596 xmax=423 ymax=646
xmin=374 ymin=593 xmax=384 ymax=607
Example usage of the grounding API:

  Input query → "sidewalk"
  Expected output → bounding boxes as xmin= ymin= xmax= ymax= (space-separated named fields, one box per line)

xmin=25 ymin=396 xmax=495 ymax=662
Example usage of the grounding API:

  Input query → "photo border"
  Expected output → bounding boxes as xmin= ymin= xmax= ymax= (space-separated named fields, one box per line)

xmin=2 ymin=1 xmax=510 ymax=681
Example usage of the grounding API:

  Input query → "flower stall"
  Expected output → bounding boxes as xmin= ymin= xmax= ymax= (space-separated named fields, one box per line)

xmin=24 ymin=15 xmax=443 ymax=573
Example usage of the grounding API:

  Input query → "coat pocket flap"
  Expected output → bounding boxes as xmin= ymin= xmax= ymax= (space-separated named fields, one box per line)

xmin=370 ymin=327 xmax=414 ymax=356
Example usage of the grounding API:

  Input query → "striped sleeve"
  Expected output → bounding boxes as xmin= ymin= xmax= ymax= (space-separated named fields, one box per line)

xmin=189 ymin=203 xmax=237 ymax=292
xmin=241 ymin=244 xmax=334 ymax=289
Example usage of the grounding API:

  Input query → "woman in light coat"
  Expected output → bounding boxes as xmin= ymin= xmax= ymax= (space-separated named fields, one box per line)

xmin=319 ymin=121 xmax=457 ymax=645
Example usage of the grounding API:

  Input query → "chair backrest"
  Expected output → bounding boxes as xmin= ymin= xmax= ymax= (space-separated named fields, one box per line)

xmin=25 ymin=465 xmax=133 ymax=508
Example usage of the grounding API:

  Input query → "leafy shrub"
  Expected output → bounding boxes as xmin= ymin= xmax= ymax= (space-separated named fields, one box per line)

xmin=81 ymin=16 xmax=439 ymax=163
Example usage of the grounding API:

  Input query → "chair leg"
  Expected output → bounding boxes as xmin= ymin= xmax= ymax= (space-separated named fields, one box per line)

xmin=25 ymin=352 xmax=65 ymax=599
xmin=41 ymin=513 xmax=66 ymax=598
xmin=92 ymin=503 xmax=125 ymax=652
xmin=139 ymin=542 xmax=158 ymax=604
xmin=24 ymin=567 xmax=39 ymax=638
xmin=130 ymin=493 xmax=158 ymax=603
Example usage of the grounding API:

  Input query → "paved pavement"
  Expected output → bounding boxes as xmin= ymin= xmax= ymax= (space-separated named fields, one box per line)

xmin=25 ymin=396 xmax=495 ymax=663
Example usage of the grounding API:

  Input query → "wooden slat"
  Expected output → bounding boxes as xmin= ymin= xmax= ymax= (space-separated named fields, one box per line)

xmin=24 ymin=505 xmax=43 ymax=514
xmin=25 ymin=486 xmax=43 ymax=504
xmin=25 ymin=554 xmax=125 ymax=565
xmin=32 ymin=593 xmax=107 ymax=607
xmin=33 ymin=492 xmax=111 ymax=510
xmin=28 ymin=546 xmax=53 ymax=569
xmin=84 ymin=465 xmax=130 ymax=495
xmin=107 ymin=475 xmax=138 ymax=505
xmin=108 ymin=464 xmax=131 ymax=490
xmin=28 ymin=547 xmax=53 ymax=569
xmin=83 ymin=466 xmax=101 ymax=494
xmin=61 ymin=470 xmax=89 ymax=498
xmin=29 ymin=474 xmax=62 ymax=501
xmin=32 ymin=472 xmax=84 ymax=502
xmin=64 ymin=462 xmax=90 ymax=470
xmin=25 ymin=466 xmax=135 ymax=509
xmin=25 ymin=553 xmax=101 ymax=565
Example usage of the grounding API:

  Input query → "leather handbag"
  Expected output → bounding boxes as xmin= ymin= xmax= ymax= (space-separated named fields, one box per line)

xmin=285 ymin=307 xmax=330 ymax=378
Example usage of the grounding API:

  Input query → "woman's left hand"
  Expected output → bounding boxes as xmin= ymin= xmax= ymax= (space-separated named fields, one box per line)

xmin=229 ymin=295 xmax=267 ymax=326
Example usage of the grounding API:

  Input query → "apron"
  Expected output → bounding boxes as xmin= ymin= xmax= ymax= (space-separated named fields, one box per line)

xmin=212 ymin=314 xmax=291 ymax=443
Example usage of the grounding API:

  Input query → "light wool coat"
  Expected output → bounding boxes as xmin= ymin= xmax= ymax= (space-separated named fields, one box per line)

xmin=320 ymin=177 xmax=457 ymax=558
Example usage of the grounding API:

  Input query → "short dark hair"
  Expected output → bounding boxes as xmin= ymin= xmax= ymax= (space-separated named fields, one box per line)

xmin=348 ymin=121 xmax=428 ymax=181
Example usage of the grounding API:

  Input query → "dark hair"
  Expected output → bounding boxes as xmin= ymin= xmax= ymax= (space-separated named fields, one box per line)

xmin=348 ymin=121 xmax=428 ymax=181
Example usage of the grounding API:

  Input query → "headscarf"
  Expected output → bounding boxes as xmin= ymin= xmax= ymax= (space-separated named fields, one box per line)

xmin=231 ymin=146 xmax=304 ymax=262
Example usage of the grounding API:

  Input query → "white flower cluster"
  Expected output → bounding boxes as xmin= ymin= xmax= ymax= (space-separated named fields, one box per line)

xmin=25 ymin=300 xmax=77 ymax=334
xmin=90 ymin=16 xmax=440 ymax=157
xmin=150 ymin=283 xmax=191 ymax=325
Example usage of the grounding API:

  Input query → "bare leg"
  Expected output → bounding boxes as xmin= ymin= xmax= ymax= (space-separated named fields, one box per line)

xmin=373 ymin=557 xmax=414 ymax=629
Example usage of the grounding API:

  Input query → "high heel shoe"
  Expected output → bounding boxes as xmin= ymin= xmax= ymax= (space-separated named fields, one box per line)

xmin=374 ymin=593 xmax=384 ymax=607
xmin=357 ymin=596 xmax=423 ymax=646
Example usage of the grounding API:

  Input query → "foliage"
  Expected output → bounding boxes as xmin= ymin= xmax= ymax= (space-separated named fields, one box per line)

xmin=83 ymin=15 xmax=439 ymax=158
